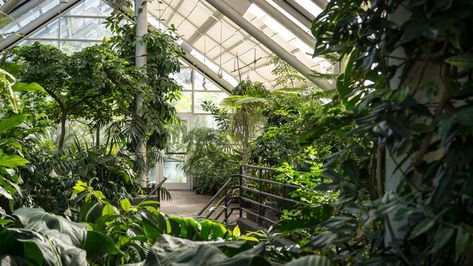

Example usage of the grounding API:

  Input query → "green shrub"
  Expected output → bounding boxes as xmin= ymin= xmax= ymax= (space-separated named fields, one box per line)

xmin=183 ymin=128 xmax=240 ymax=195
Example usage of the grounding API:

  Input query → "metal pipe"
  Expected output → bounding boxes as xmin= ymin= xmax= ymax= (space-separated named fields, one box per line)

xmin=205 ymin=0 xmax=334 ymax=90
xmin=241 ymin=207 xmax=276 ymax=224
xmin=239 ymin=165 xmax=243 ymax=218
xmin=240 ymin=196 xmax=281 ymax=214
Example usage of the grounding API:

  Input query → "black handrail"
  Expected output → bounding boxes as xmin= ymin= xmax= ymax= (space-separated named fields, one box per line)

xmin=142 ymin=177 xmax=167 ymax=202
xmin=196 ymin=175 xmax=237 ymax=216
xmin=197 ymin=165 xmax=314 ymax=226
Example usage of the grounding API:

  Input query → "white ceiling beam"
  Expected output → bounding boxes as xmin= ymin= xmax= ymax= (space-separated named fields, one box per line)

xmin=310 ymin=0 xmax=328 ymax=9
xmin=271 ymin=0 xmax=311 ymax=29
xmin=250 ymin=0 xmax=315 ymax=47
xmin=0 ymin=0 xmax=22 ymax=14
xmin=0 ymin=0 xmax=83 ymax=51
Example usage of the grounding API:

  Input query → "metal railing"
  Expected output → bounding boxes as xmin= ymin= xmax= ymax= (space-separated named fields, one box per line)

xmin=141 ymin=177 xmax=168 ymax=206
xmin=197 ymin=164 xmax=308 ymax=226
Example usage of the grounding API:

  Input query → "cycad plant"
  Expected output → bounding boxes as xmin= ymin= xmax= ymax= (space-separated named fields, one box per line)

xmin=209 ymin=81 xmax=270 ymax=165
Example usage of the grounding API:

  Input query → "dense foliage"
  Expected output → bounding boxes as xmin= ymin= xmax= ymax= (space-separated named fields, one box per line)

xmin=183 ymin=128 xmax=240 ymax=195
xmin=289 ymin=0 xmax=473 ymax=264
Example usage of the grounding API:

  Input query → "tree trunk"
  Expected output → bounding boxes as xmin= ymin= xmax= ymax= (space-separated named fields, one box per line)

xmin=58 ymin=111 xmax=67 ymax=150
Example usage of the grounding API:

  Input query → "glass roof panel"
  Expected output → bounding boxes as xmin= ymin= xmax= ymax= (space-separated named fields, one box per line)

xmin=0 ymin=0 xmax=59 ymax=34
xmin=2 ymin=0 xmax=335 ymax=89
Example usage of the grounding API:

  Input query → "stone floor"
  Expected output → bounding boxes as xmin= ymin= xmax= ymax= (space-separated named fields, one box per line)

xmin=159 ymin=190 xmax=240 ymax=223
xmin=160 ymin=190 xmax=211 ymax=217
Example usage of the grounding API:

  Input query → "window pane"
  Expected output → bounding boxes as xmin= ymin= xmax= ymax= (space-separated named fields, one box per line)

xmin=166 ymin=119 xmax=188 ymax=153
xmin=193 ymin=70 xmax=220 ymax=91
xmin=194 ymin=91 xmax=227 ymax=113
xmin=164 ymin=160 xmax=186 ymax=184
xmin=60 ymin=41 xmax=100 ymax=54
xmin=174 ymin=91 xmax=192 ymax=113
xmin=193 ymin=115 xmax=218 ymax=129
xmin=172 ymin=66 xmax=192 ymax=90
xmin=60 ymin=17 xmax=111 ymax=40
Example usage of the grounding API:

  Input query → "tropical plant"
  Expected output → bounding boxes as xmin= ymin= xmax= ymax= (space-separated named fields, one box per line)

xmin=0 ymin=67 xmax=48 ymax=213
xmin=204 ymin=80 xmax=270 ymax=166
xmin=183 ymin=127 xmax=241 ymax=195
xmin=12 ymin=42 xmax=138 ymax=150
xmin=104 ymin=11 xmax=183 ymax=181
xmin=282 ymin=0 xmax=473 ymax=264
xmin=268 ymin=55 xmax=308 ymax=89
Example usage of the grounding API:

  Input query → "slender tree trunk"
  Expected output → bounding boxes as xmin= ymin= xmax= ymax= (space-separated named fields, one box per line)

xmin=96 ymin=126 xmax=100 ymax=147
xmin=58 ymin=111 xmax=67 ymax=150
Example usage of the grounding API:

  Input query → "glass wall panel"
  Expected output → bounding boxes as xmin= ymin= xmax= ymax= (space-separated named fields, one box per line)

xmin=193 ymin=91 xmax=227 ymax=113
xmin=0 ymin=0 xmax=60 ymax=34
xmin=172 ymin=65 xmax=192 ymax=90
xmin=164 ymin=159 xmax=186 ymax=183
xmin=166 ymin=119 xmax=188 ymax=153
xmin=60 ymin=17 xmax=111 ymax=40
xmin=60 ymin=41 xmax=100 ymax=54
xmin=20 ymin=39 xmax=58 ymax=47
xmin=193 ymin=70 xmax=220 ymax=91
xmin=29 ymin=19 xmax=59 ymax=38
xmin=174 ymin=91 xmax=192 ymax=113
xmin=193 ymin=115 xmax=218 ymax=129
xmin=67 ymin=0 xmax=112 ymax=16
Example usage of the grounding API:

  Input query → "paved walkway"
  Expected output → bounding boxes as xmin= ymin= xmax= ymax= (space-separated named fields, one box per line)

xmin=160 ymin=190 xmax=211 ymax=217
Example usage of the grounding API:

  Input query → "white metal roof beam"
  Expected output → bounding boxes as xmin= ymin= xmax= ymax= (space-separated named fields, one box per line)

xmin=0 ymin=0 xmax=83 ymax=51
xmin=186 ymin=11 xmax=221 ymax=44
xmin=8 ymin=0 xmax=48 ymax=20
xmin=250 ymin=0 xmax=314 ymax=47
xmin=271 ymin=0 xmax=311 ymax=29
xmin=205 ymin=0 xmax=333 ymax=90
xmin=166 ymin=0 xmax=185 ymax=22
xmin=284 ymin=0 xmax=315 ymax=22
xmin=0 ymin=0 xmax=22 ymax=14
xmin=310 ymin=0 xmax=327 ymax=9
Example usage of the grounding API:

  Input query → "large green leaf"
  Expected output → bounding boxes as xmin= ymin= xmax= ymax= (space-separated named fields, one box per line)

xmin=285 ymin=255 xmax=332 ymax=266
xmin=431 ymin=227 xmax=454 ymax=253
xmin=454 ymin=228 xmax=469 ymax=261
xmin=144 ymin=235 xmax=260 ymax=266
xmin=84 ymin=230 xmax=122 ymax=258
xmin=445 ymin=53 xmax=473 ymax=69
xmin=0 ymin=255 xmax=28 ymax=266
xmin=14 ymin=208 xmax=87 ymax=248
xmin=0 ymin=154 xmax=29 ymax=168
xmin=12 ymin=82 xmax=45 ymax=93
xmin=408 ymin=218 xmax=436 ymax=240
xmin=0 ymin=114 xmax=28 ymax=134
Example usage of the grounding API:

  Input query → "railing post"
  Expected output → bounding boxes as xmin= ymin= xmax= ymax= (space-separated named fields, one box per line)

xmin=224 ymin=185 xmax=228 ymax=223
xmin=239 ymin=165 xmax=243 ymax=218
xmin=257 ymin=168 xmax=263 ymax=226
xmin=157 ymin=184 xmax=161 ymax=208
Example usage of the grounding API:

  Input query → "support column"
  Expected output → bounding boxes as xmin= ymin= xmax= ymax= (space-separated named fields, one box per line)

xmin=135 ymin=0 xmax=148 ymax=187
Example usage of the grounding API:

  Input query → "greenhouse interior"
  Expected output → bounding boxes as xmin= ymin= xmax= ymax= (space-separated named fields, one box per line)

xmin=0 ymin=0 xmax=471 ymax=265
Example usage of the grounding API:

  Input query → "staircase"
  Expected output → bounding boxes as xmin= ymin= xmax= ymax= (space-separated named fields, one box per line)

xmin=197 ymin=165 xmax=310 ymax=232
